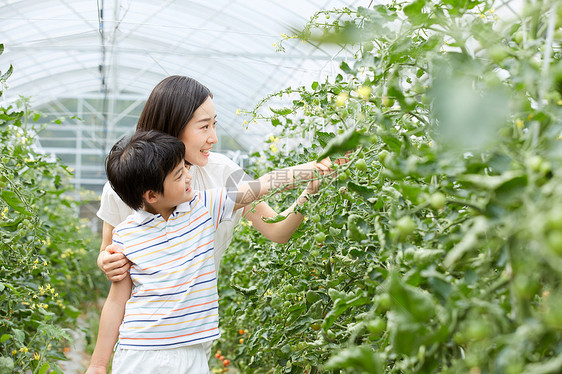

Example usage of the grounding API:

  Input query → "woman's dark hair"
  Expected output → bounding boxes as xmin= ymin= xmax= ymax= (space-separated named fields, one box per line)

xmin=106 ymin=130 xmax=186 ymax=210
xmin=137 ymin=75 xmax=213 ymax=138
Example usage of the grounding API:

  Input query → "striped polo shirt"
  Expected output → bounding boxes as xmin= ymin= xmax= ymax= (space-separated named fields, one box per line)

xmin=113 ymin=188 xmax=235 ymax=350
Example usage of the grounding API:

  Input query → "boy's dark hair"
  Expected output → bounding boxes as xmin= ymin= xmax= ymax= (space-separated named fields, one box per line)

xmin=137 ymin=75 xmax=213 ymax=137
xmin=106 ymin=130 xmax=185 ymax=210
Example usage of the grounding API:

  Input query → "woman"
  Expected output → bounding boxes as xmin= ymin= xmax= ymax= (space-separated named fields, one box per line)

xmin=97 ymin=75 xmax=320 ymax=281
xmin=97 ymin=76 xmax=328 ymax=364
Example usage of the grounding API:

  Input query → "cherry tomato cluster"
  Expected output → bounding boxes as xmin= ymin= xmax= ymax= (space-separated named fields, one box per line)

xmin=214 ymin=350 xmax=230 ymax=371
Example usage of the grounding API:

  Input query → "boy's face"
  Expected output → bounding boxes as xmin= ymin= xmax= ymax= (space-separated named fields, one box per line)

xmin=161 ymin=161 xmax=194 ymax=207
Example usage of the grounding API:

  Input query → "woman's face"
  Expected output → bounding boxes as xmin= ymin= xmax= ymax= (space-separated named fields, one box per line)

xmin=178 ymin=96 xmax=218 ymax=167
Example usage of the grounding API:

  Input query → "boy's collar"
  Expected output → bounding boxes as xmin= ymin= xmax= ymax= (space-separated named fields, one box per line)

xmin=132 ymin=209 xmax=156 ymax=224
xmin=132 ymin=198 xmax=196 ymax=224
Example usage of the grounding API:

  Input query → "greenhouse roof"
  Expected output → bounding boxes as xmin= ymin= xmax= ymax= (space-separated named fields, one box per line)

xmin=0 ymin=0 xmax=365 ymax=193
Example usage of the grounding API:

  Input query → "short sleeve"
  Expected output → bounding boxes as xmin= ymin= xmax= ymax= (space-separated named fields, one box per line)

xmin=97 ymin=182 xmax=135 ymax=228
xmin=200 ymin=188 xmax=236 ymax=230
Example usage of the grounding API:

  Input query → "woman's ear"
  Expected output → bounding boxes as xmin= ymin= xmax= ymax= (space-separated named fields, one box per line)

xmin=143 ymin=190 xmax=159 ymax=204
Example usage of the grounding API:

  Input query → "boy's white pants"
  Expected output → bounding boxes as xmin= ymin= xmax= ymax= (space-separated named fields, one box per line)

xmin=112 ymin=343 xmax=208 ymax=373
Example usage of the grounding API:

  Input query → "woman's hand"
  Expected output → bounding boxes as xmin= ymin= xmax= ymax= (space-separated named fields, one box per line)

xmin=307 ymin=157 xmax=333 ymax=194
xmin=97 ymin=244 xmax=130 ymax=282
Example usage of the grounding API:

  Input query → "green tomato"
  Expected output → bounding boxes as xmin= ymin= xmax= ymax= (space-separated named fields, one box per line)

xmin=366 ymin=318 xmax=386 ymax=336
xmin=355 ymin=158 xmax=367 ymax=171
xmin=382 ymin=96 xmax=395 ymax=107
xmin=363 ymin=41 xmax=374 ymax=52
xmin=465 ymin=320 xmax=490 ymax=341
xmin=311 ymin=214 xmax=321 ymax=223
xmin=314 ymin=232 xmax=326 ymax=244
xmin=513 ymin=31 xmax=523 ymax=44
xmin=271 ymin=294 xmax=283 ymax=309
xmin=547 ymin=211 xmax=562 ymax=231
xmin=547 ymin=231 xmax=562 ymax=255
xmin=377 ymin=150 xmax=389 ymax=163
xmin=429 ymin=192 xmax=446 ymax=210
xmin=338 ymin=171 xmax=348 ymax=181
xmin=376 ymin=293 xmax=392 ymax=311
xmin=310 ymin=248 xmax=320 ymax=257
xmin=528 ymin=155 xmax=543 ymax=172
xmin=396 ymin=216 xmax=416 ymax=237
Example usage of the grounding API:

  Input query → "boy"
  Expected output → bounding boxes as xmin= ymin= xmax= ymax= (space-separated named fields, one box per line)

xmin=86 ymin=130 xmax=331 ymax=373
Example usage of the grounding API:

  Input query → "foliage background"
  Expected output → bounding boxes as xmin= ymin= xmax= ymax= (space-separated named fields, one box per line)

xmin=0 ymin=45 xmax=108 ymax=374
xmin=214 ymin=0 xmax=562 ymax=373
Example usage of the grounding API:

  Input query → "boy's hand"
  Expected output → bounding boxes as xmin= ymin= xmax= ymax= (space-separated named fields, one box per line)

xmin=99 ymin=244 xmax=130 ymax=282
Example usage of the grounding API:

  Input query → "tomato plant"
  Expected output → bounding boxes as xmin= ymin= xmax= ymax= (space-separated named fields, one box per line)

xmin=215 ymin=0 xmax=562 ymax=373
xmin=0 ymin=45 xmax=107 ymax=373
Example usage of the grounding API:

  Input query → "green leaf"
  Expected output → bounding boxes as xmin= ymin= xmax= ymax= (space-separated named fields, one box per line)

xmin=347 ymin=181 xmax=375 ymax=199
xmin=262 ymin=214 xmax=287 ymax=224
xmin=0 ymin=335 xmax=10 ymax=343
xmin=63 ymin=305 xmax=81 ymax=319
xmin=0 ymin=190 xmax=30 ymax=215
xmin=12 ymin=329 xmax=24 ymax=343
xmin=0 ymin=357 xmax=14 ymax=374
xmin=458 ymin=171 xmax=526 ymax=191
xmin=387 ymin=273 xmax=435 ymax=322
xmin=270 ymin=107 xmax=292 ymax=116
xmin=317 ymin=127 xmax=369 ymax=160
xmin=38 ymin=363 xmax=50 ymax=374
xmin=1 ymin=66 xmax=13 ymax=81
xmin=380 ymin=135 xmax=402 ymax=153
xmin=403 ymin=0 xmax=426 ymax=25
xmin=324 ymin=346 xmax=384 ymax=372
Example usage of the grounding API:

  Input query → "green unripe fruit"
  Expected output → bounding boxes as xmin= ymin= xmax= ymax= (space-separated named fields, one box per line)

xmin=314 ymin=232 xmax=326 ymax=243
xmin=271 ymin=294 xmax=283 ymax=309
xmin=396 ymin=216 xmax=416 ymax=237
xmin=366 ymin=318 xmax=386 ymax=336
xmin=547 ymin=211 xmax=562 ymax=231
xmin=377 ymin=150 xmax=389 ymax=164
xmin=382 ymin=96 xmax=395 ymax=107
xmin=363 ymin=41 xmax=374 ymax=52
xmin=547 ymin=231 xmax=562 ymax=255
xmin=429 ymin=192 xmax=446 ymax=210
xmin=310 ymin=248 xmax=320 ymax=257
xmin=465 ymin=320 xmax=490 ymax=341
xmin=488 ymin=45 xmax=509 ymax=64
xmin=355 ymin=158 xmax=367 ymax=171
xmin=338 ymin=171 xmax=348 ymax=181
xmin=528 ymin=155 xmax=543 ymax=172
xmin=311 ymin=214 xmax=321 ymax=223
xmin=376 ymin=293 xmax=392 ymax=311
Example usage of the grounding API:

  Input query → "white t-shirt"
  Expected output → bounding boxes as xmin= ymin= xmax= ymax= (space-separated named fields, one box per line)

xmin=97 ymin=152 xmax=247 ymax=272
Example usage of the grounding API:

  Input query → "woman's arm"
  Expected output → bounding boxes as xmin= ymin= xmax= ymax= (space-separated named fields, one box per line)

xmin=236 ymin=160 xmax=331 ymax=243
xmin=86 ymin=275 xmax=132 ymax=374
xmin=97 ymin=221 xmax=131 ymax=282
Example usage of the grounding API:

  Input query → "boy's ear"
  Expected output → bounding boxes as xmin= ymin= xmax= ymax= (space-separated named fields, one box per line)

xmin=143 ymin=190 xmax=159 ymax=204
